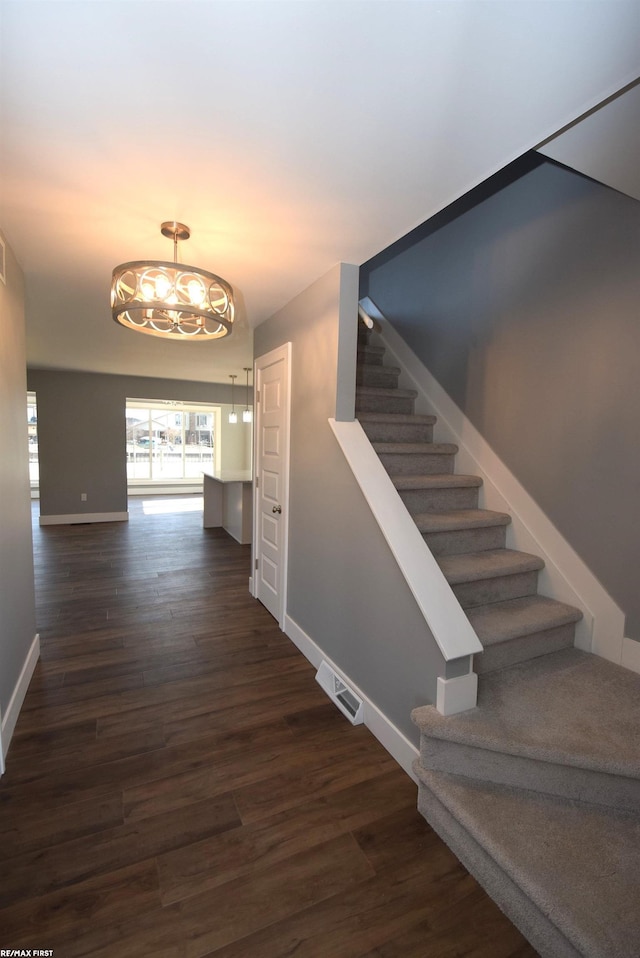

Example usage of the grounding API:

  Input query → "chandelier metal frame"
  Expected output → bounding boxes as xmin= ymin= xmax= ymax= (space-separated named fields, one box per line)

xmin=111 ymin=221 xmax=234 ymax=341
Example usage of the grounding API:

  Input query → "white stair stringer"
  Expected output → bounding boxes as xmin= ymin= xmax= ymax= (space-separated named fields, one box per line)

xmin=329 ymin=417 xmax=481 ymax=716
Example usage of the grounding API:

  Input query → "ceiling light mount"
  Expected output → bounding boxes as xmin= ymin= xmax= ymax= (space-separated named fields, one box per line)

xmin=160 ymin=220 xmax=191 ymax=243
xmin=111 ymin=221 xmax=234 ymax=341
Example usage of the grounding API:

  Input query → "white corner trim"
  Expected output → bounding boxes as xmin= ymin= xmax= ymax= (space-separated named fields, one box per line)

xmin=621 ymin=637 xmax=640 ymax=676
xmin=329 ymin=418 xmax=482 ymax=663
xmin=39 ymin=511 xmax=129 ymax=526
xmin=283 ymin=613 xmax=420 ymax=782
xmin=1 ymin=633 xmax=40 ymax=770
xmin=362 ymin=297 xmax=626 ymax=667
xmin=436 ymin=672 xmax=478 ymax=716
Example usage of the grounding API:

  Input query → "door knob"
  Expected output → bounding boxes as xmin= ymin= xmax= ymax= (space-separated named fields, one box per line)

xmin=272 ymin=505 xmax=282 ymax=514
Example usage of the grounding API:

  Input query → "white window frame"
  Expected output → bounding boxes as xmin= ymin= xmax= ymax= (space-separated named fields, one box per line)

xmin=125 ymin=398 xmax=221 ymax=486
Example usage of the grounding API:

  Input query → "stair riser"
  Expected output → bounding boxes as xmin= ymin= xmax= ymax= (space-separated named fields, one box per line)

xmin=356 ymin=368 xmax=400 ymax=388
xmin=475 ymin=622 xmax=576 ymax=674
xmin=418 ymin=740 xmax=640 ymax=814
xmin=356 ymin=394 xmax=415 ymax=414
xmin=379 ymin=453 xmax=455 ymax=475
xmin=452 ymin=570 xmax=540 ymax=609
xmin=424 ymin=525 xmax=507 ymax=556
xmin=400 ymin=486 xmax=479 ymax=513
xmin=361 ymin=422 xmax=434 ymax=443
xmin=357 ymin=348 xmax=384 ymax=366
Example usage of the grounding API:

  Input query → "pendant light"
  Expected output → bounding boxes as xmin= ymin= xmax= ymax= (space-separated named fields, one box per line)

xmin=229 ymin=374 xmax=238 ymax=424
xmin=242 ymin=367 xmax=253 ymax=423
xmin=111 ymin=221 xmax=234 ymax=340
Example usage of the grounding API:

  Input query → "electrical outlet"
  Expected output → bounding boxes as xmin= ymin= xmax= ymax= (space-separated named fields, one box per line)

xmin=81 ymin=493 xmax=87 ymax=502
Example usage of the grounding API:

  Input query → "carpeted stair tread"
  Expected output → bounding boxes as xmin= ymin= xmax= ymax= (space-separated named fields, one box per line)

xmin=357 ymin=343 xmax=385 ymax=357
xmin=415 ymin=767 xmax=640 ymax=958
xmin=357 ymin=412 xmax=437 ymax=425
xmin=467 ymin=594 xmax=582 ymax=647
xmin=437 ymin=548 xmax=545 ymax=584
xmin=357 ymin=363 xmax=401 ymax=375
xmin=357 ymin=385 xmax=417 ymax=399
xmin=413 ymin=648 xmax=640 ymax=779
xmin=413 ymin=508 xmax=511 ymax=533
xmin=391 ymin=472 xmax=482 ymax=490
xmin=372 ymin=441 xmax=458 ymax=455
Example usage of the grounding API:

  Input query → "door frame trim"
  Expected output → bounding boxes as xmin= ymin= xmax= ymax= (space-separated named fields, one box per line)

xmin=251 ymin=342 xmax=292 ymax=630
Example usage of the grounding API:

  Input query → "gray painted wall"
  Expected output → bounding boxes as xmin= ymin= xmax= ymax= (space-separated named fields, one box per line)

xmin=0 ymin=230 xmax=36 ymax=722
xmin=362 ymin=160 xmax=640 ymax=640
xmin=255 ymin=264 xmax=447 ymax=744
xmin=27 ymin=370 xmax=252 ymax=518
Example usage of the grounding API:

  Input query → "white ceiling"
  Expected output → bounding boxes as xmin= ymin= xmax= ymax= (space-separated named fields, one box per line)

xmin=1 ymin=1 xmax=639 ymax=384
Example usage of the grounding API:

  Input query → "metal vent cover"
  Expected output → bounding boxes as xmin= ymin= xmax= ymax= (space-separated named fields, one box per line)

xmin=315 ymin=661 xmax=364 ymax=725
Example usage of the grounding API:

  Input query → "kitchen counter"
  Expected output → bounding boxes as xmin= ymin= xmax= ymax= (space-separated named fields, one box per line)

xmin=202 ymin=470 xmax=253 ymax=544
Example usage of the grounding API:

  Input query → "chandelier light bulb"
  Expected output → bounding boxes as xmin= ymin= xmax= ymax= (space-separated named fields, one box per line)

xmin=229 ymin=374 xmax=238 ymax=424
xmin=242 ymin=367 xmax=253 ymax=423
xmin=155 ymin=273 xmax=172 ymax=300
xmin=187 ymin=278 xmax=205 ymax=305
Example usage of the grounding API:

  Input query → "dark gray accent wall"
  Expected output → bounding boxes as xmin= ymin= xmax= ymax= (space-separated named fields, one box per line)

xmin=0 ymin=230 xmax=36 ymax=721
xmin=255 ymin=263 xmax=447 ymax=744
xmin=362 ymin=160 xmax=640 ymax=640
xmin=27 ymin=370 xmax=244 ymax=518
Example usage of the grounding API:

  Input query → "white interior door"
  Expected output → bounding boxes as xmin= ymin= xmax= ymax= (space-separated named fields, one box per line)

xmin=253 ymin=343 xmax=291 ymax=625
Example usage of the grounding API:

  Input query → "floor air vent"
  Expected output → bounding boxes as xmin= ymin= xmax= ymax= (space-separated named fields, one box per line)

xmin=315 ymin=661 xmax=364 ymax=725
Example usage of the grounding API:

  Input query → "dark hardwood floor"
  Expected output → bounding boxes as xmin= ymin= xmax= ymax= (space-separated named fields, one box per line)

xmin=0 ymin=496 xmax=537 ymax=957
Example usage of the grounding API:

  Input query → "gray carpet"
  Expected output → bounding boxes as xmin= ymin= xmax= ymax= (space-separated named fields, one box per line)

xmin=414 ymin=647 xmax=640 ymax=779
xmin=413 ymin=649 xmax=640 ymax=956
xmin=416 ymin=766 xmax=640 ymax=958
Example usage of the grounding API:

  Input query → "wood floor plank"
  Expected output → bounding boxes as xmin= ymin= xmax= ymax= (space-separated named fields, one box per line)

xmin=8 ymin=718 xmax=98 ymax=760
xmin=0 ymin=793 xmax=240 ymax=910
xmin=122 ymin=721 xmax=388 ymax=823
xmin=0 ymin=498 xmax=538 ymax=957
xmin=156 ymin=768 xmax=417 ymax=905
xmin=0 ymin=860 xmax=160 ymax=949
xmin=201 ymin=830 xmax=476 ymax=958
xmin=14 ymin=654 xmax=310 ymax=732
xmin=96 ymin=666 xmax=327 ymax=741
xmin=0 ymin=791 xmax=123 ymax=861
xmin=2 ymin=724 xmax=167 ymax=788
xmin=356 ymin=885 xmax=539 ymax=958
xmin=174 ymin=832 xmax=375 ymax=958
xmin=232 ymin=727 xmax=397 ymax=825
xmin=2 ymin=714 xmax=301 ymax=814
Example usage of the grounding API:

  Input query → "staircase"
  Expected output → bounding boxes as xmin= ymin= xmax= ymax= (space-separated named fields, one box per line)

xmin=356 ymin=328 xmax=640 ymax=958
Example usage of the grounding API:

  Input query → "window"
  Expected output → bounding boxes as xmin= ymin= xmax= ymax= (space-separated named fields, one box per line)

xmin=126 ymin=399 xmax=220 ymax=484
xmin=27 ymin=391 xmax=38 ymax=487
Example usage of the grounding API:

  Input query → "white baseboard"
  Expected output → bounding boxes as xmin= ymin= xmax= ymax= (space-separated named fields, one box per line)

xmin=1 ymin=633 xmax=40 ymax=771
xmin=128 ymin=484 xmax=202 ymax=496
xmin=283 ymin=613 xmax=419 ymax=782
xmin=39 ymin=511 xmax=129 ymax=526
xmin=363 ymin=299 xmax=626 ymax=667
